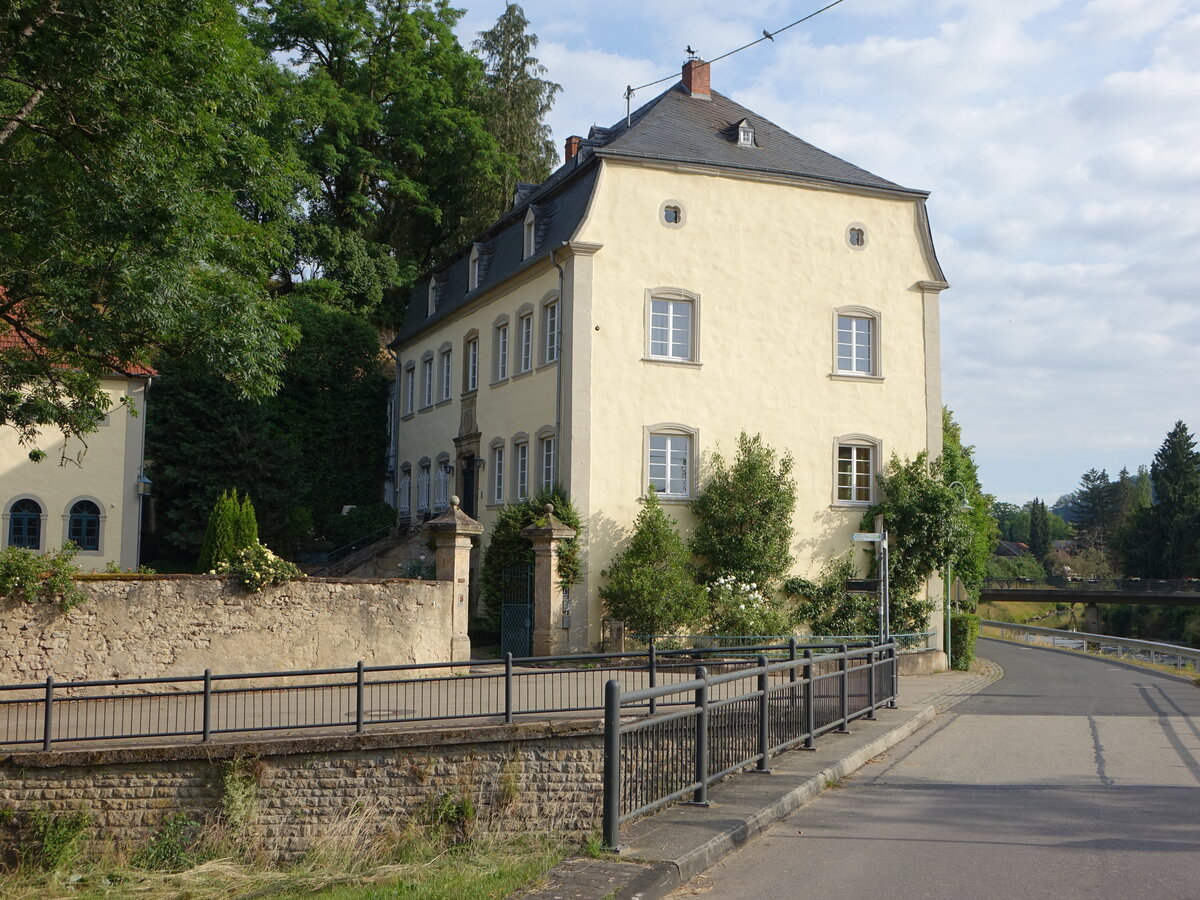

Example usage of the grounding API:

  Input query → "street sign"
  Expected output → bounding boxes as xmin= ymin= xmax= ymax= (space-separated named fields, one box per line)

xmin=846 ymin=578 xmax=880 ymax=593
xmin=852 ymin=532 xmax=882 ymax=542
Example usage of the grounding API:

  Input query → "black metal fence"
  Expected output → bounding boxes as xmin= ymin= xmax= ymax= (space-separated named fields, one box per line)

xmin=983 ymin=577 xmax=1200 ymax=594
xmin=602 ymin=642 xmax=898 ymax=850
xmin=0 ymin=640 xmax=875 ymax=752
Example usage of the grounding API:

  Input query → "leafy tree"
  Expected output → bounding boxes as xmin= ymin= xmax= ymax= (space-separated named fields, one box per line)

xmin=785 ymin=555 xmax=878 ymax=636
xmin=689 ymin=432 xmax=796 ymax=588
xmin=1 ymin=0 xmax=300 ymax=455
xmin=985 ymin=553 xmax=1049 ymax=580
xmin=249 ymin=0 xmax=510 ymax=322
xmin=1120 ymin=421 xmax=1200 ymax=577
xmin=472 ymin=3 xmax=561 ymax=213
xmin=600 ymin=488 xmax=705 ymax=638
xmin=991 ymin=502 xmax=1026 ymax=542
xmin=1028 ymin=498 xmax=1050 ymax=563
xmin=940 ymin=408 xmax=998 ymax=605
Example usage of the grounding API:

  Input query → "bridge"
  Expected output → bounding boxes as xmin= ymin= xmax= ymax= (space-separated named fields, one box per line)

xmin=981 ymin=576 xmax=1200 ymax=606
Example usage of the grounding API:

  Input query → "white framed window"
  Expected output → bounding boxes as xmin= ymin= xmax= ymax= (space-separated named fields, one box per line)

xmin=421 ymin=356 xmax=434 ymax=408
xmin=834 ymin=437 xmax=880 ymax=505
xmin=645 ymin=287 xmax=700 ymax=363
xmin=465 ymin=336 xmax=479 ymax=392
xmin=440 ymin=348 xmax=452 ymax=401
xmin=494 ymin=317 xmax=509 ymax=382
xmin=435 ymin=455 xmax=450 ymax=510
xmin=539 ymin=434 xmax=556 ymax=490
xmin=543 ymin=300 xmax=559 ymax=364
xmin=491 ymin=442 xmax=505 ymax=504
xmin=469 ymin=245 xmax=481 ymax=291
xmin=834 ymin=307 xmax=880 ymax=377
xmin=398 ymin=465 xmax=412 ymax=516
xmin=403 ymin=364 xmax=415 ymax=416
xmin=523 ymin=209 xmax=536 ymax=259
xmin=518 ymin=313 xmax=533 ymax=373
xmin=418 ymin=461 xmax=431 ymax=512
xmin=515 ymin=440 xmax=529 ymax=500
xmin=644 ymin=424 xmax=697 ymax=500
xmin=737 ymin=118 xmax=755 ymax=146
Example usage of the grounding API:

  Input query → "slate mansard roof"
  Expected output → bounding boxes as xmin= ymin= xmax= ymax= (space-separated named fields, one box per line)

xmin=394 ymin=80 xmax=929 ymax=346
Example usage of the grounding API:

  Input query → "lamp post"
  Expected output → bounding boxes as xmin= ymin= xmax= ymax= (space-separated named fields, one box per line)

xmin=945 ymin=480 xmax=972 ymax=670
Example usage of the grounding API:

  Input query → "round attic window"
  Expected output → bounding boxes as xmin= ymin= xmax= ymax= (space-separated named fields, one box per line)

xmin=660 ymin=201 xmax=686 ymax=228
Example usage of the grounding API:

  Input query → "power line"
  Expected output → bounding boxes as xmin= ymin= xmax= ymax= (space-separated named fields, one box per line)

xmin=623 ymin=0 xmax=851 ymax=101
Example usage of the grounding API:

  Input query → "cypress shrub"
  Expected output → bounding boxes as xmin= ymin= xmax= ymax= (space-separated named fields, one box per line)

xmin=950 ymin=612 xmax=981 ymax=670
xmin=197 ymin=489 xmax=258 ymax=572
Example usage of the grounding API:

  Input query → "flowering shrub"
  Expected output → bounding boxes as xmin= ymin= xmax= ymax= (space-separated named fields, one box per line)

xmin=705 ymin=575 xmax=791 ymax=638
xmin=0 ymin=544 xmax=87 ymax=611
xmin=215 ymin=542 xmax=305 ymax=592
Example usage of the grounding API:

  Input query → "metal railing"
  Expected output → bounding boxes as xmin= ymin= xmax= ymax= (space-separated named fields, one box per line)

xmin=981 ymin=621 xmax=1200 ymax=671
xmin=633 ymin=632 xmax=935 ymax=653
xmin=983 ymin=577 xmax=1200 ymax=594
xmin=0 ymin=640 xmax=874 ymax=751
xmin=602 ymin=641 xmax=898 ymax=850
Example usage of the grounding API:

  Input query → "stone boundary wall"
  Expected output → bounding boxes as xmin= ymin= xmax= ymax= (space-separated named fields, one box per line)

xmin=0 ymin=722 xmax=603 ymax=862
xmin=0 ymin=576 xmax=453 ymax=686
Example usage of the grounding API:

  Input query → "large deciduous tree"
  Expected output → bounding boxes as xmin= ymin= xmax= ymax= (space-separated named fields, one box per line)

xmin=248 ymin=0 xmax=511 ymax=323
xmin=940 ymin=408 xmax=998 ymax=604
xmin=472 ymin=3 xmax=561 ymax=213
xmin=1 ymin=0 xmax=301 ymax=456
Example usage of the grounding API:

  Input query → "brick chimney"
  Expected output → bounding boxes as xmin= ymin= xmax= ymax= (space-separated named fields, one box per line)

xmin=682 ymin=59 xmax=710 ymax=99
xmin=564 ymin=135 xmax=582 ymax=162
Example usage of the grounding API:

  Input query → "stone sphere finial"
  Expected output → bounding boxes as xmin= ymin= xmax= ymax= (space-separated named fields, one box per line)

xmin=450 ymin=495 xmax=461 ymax=508
xmin=544 ymin=503 xmax=555 ymax=515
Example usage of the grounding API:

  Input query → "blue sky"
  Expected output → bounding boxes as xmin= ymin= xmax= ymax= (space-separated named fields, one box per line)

xmin=459 ymin=0 xmax=1200 ymax=506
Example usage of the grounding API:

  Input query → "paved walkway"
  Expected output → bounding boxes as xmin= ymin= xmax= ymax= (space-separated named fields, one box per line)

xmin=514 ymin=661 xmax=1003 ymax=900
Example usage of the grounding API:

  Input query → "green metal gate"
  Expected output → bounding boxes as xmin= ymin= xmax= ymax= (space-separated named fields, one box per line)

xmin=500 ymin=564 xmax=534 ymax=658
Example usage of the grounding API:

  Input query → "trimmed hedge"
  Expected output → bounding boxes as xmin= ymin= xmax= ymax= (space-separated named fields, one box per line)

xmin=950 ymin=612 xmax=981 ymax=670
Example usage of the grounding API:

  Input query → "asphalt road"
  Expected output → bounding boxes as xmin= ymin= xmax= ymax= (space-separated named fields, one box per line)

xmin=676 ymin=638 xmax=1200 ymax=900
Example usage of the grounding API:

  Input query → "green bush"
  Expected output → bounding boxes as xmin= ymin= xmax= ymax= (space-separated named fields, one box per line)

xmin=705 ymin=575 xmax=791 ymax=637
xmin=198 ymin=488 xmax=258 ymax=572
xmin=785 ymin=554 xmax=878 ymax=635
xmin=216 ymin=542 xmax=305 ymax=592
xmin=20 ymin=807 xmax=91 ymax=872
xmin=131 ymin=813 xmax=201 ymax=871
xmin=950 ymin=612 xmax=981 ymax=670
xmin=600 ymin=488 xmax=705 ymax=637
xmin=0 ymin=544 xmax=86 ymax=611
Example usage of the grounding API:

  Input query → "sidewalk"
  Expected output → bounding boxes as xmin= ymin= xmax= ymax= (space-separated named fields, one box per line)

xmin=515 ymin=659 xmax=1003 ymax=900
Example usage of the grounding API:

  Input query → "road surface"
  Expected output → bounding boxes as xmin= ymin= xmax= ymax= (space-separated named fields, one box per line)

xmin=676 ymin=638 xmax=1200 ymax=900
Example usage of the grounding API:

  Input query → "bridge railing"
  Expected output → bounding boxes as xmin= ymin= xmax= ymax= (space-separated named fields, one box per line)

xmin=981 ymin=620 xmax=1200 ymax=671
xmin=983 ymin=576 xmax=1200 ymax=594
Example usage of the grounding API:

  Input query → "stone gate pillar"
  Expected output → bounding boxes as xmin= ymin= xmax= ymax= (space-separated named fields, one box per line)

xmin=1084 ymin=602 xmax=1100 ymax=633
xmin=522 ymin=504 xmax=577 ymax=657
xmin=427 ymin=496 xmax=483 ymax=665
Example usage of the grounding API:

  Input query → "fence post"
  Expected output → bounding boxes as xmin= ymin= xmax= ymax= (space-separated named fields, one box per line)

xmin=836 ymin=644 xmax=850 ymax=733
xmin=756 ymin=654 xmax=771 ymax=772
xmin=692 ymin=666 xmax=710 ymax=805
xmin=504 ymin=652 xmax=514 ymax=724
xmin=865 ymin=643 xmax=877 ymax=720
xmin=649 ymin=643 xmax=657 ymax=716
xmin=802 ymin=650 xmax=815 ymax=750
xmin=789 ymin=637 xmax=798 ymax=708
xmin=202 ymin=669 xmax=212 ymax=742
xmin=355 ymin=660 xmax=366 ymax=733
xmin=42 ymin=675 xmax=54 ymax=752
xmin=888 ymin=643 xmax=898 ymax=708
xmin=602 ymin=679 xmax=622 ymax=851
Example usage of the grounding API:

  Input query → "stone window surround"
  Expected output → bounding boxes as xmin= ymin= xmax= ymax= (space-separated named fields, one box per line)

xmin=832 ymin=434 xmax=882 ymax=507
xmin=642 ymin=423 xmax=699 ymax=502
xmin=831 ymin=305 xmax=884 ymax=382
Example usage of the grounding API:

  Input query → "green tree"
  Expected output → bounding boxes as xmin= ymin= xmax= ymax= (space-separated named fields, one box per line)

xmin=1028 ymin=498 xmax=1050 ymax=563
xmin=1 ymin=0 xmax=300 ymax=455
xmin=785 ymin=555 xmax=878 ymax=636
xmin=1120 ymin=421 xmax=1200 ymax=577
xmin=1071 ymin=468 xmax=1120 ymax=553
xmin=940 ymin=408 xmax=998 ymax=606
xmin=198 ymin=490 xmax=250 ymax=572
xmin=600 ymin=488 xmax=705 ymax=638
xmin=472 ymin=3 xmax=561 ymax=213
xmin=689 ymin=432 xmax=796 ymax=588
xmin=249 ymin=0 xmax=510 ymax=322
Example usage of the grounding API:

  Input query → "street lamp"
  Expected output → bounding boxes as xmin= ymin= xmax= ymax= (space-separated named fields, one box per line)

xmin=945 ymin=481 xmax=972 ymax=670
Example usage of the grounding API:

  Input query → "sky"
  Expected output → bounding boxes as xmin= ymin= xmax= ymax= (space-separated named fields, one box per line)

xmin=458 ymin=0 xmax=1200 ymax=506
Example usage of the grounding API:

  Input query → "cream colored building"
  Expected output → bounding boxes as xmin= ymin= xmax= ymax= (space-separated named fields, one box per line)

xmin=0 ymin=373 xmax=151 ymax=572
xmin=390 ymin=60 xmax=949 ymax=652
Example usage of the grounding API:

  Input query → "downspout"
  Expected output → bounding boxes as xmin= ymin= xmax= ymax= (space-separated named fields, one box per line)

xmin=549 ymin=245 xmax=566 ymax=490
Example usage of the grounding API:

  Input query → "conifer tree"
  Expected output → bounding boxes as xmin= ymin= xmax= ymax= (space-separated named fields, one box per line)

xmin=198 ymin=489 xmax=241 ymax=572
xmin=1121 ymin=421 xmax=1200 ymax=577
xmin=1028 ymin=498 xmax=1050 ymax=565
xmin=601 ymin=489 xmax=706 ymax=638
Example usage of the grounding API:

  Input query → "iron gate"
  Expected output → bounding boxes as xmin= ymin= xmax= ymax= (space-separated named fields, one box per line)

xmin=500 ymin=564 xmax=534 ymax=657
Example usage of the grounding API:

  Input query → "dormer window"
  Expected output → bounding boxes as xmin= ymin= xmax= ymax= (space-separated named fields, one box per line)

xmin=737 ymin=119 xmax=755 ymax=147
xmin=427 ymin=279 xmax=438 ymax=316
xmin=523 ymin=209 xmax=536 ymax=259
xmin=469 ymin=245 xmax=481 ymax=291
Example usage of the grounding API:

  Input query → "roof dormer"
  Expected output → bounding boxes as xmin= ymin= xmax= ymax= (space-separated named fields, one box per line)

xmin=736 ymin=118 xmax=755 ymax=147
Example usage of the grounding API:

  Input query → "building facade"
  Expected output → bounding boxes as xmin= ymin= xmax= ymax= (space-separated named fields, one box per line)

xmin=391 ymin=60 xmax=949 ymax=652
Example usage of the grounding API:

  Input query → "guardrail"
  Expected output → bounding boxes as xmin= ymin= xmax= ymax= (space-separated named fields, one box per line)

xmin=633 ymin=632 xmax=935 ymax=653
xmin=602 ymin=641 xmax=898 ymax=850
xmin=980 ymin=620 xmax=1200 ymax=671
xmin=983 ymin=577 xmax=1200 ymax=594
xmin=0 ymin=640 xmax=872 ymax=751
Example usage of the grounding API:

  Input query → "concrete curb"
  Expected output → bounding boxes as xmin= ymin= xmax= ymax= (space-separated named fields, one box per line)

xmin=619 ymin=705 xmax=939 ymax=900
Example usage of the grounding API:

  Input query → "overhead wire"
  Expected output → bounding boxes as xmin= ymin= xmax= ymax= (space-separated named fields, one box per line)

xmin=623 ymin=0 xmax=851 ymax=100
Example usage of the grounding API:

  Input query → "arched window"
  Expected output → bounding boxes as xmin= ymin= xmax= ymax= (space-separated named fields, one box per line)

xmin=8 ymin=498 xmax=42 ymax=549
xmin=68 ymin=500 xmax=101 ymax=551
